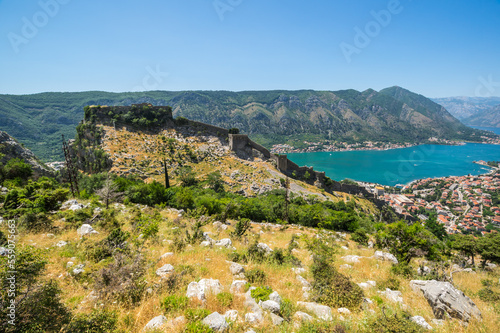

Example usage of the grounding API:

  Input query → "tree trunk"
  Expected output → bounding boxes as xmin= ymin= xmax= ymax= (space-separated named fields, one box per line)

xmin=164 ymin=159 xmax=170 ymax=188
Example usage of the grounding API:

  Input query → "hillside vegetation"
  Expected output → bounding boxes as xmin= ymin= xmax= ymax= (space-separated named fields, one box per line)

xmin=1 ymin=87 xmax=494 ymax=161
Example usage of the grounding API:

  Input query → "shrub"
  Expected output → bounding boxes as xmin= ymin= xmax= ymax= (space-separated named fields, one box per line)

xmin=0 ymin=230 xmax=6 ymax=246
xmin=230 ymin=218 xmax=251 ymax=239
xmin=362 ymin=310 xmax=424 ymax=333
xmin=280 ymin=298 xmax=295 ymax=321
xmin=390 ymin=263 xmax=415 ymax=278
xmin=216 ymin=292 xmax=234 ymax=308
xmin=3 ymin=158 xmax=32 ymax=181
xmin=477 ymin=288 xmax=500 ymax=303
xmin=184 ymin=321 xmax=213 ymax=333
xmin=250 ymin=286 xmax=273 ymax=303
xmin=162 ymin=295 xmax=189 ymax=312
xmin=311 ymin=255 xmax=364 ymax=309
xmin=63 ymin=309 xmax=118 ymax=333
xmin=245 ymin=268 xmax=267 ymax=284
xmin=351 ymin=228 xmax=369 ymax=246
xmin=179 ymin=166 xmax=198 ymax=187
xmin=378 ymin=277 xmax=401 ymax=291
xmin=185 ymin=308 xmax=211 ymax=323
xmin=95 ymin=209 xmax=120 ymax=231
xmin=93 ymin=254 xmax=145 ymax=306
xmin=9 ymin=281 xmax=71 ymax=333
xmin=297 ymin=322 xmax=348 ymax=333
xmin=18 ymin=211 xmax=53 ymax=232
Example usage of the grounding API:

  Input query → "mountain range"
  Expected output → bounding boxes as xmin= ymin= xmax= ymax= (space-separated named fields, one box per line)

xmin=432 ymin=96 xmax=500 ymax=125
xmin=0 ymin=87 xmax=493 ymax=161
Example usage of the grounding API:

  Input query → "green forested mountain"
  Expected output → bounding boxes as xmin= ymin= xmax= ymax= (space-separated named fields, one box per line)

xmin=0 ymin=87 xmax=492 ymax=161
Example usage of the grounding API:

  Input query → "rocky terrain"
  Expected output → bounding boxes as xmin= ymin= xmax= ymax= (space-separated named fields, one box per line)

xmin=432 ymin=97 xmax=500 ymax=123
xmin=463 ymin=104 xmax=500 ymax=128
xmin=0 ymin=130 xmax=53 ymax=177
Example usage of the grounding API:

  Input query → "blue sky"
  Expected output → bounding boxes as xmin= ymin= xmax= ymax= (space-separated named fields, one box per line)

xmin=0 ymin=0 xmax=499 ymax=97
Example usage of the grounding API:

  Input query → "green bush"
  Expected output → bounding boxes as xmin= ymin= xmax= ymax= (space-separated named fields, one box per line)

xmin=311 ymin=255 xmax=364 ymax=309
xmin=230 ymin=218 xmax=251 ymax=239
xmin=63 ymin=309 xmax=118 ymax=333
xmin=362 ymin=311 xmax=424 ymax=333
xmin=185 ymin=308 xmax=211 ymax=323
xmin=162 ymin=295 xmax=189 ymax=312
xmin=245 ymin=268 xmax=267 ymax=284
xmin=3 ymin=158 xmax=32 ymax=181
xmin=18 ymin=211 xmax=53 ymax=232
xmin=477 ymin=288 xmax=500 ymax=303
xmin=250 ymin=286 xmax=273 ymax=303
xmin=390 ymin=263 xmax=415 ymax=278
xmin=216 ymin=292 xmax=234 ymax=308
xmin=351 ymin=228 xmax=369 ymax=246
xmin=184 ymin=321 xmax=213 ymax=333
xmin=280 ymin=298 xmax=295 ymax=321
xmin=378 ymin=277 xmax=401 ymax=291
xmin=0 ymin=230 xmax=6 ymax=246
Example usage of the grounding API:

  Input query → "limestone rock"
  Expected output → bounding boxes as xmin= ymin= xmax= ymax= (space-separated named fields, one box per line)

xmin=143 ymin=315 xmax=168 ymax=331
xmin=341 ymin=255 xmax=362 ymax=264
xmin=269 ymin=313 xmax=284 ymax=326
xmin=230 ymin=262 xmax=245 ymax=276
xmin=269 ymin=291 xmax=282 ymax=305
xmin=230 ymin=280 xmax=247 ymax=294
xmin=292 ymin=267 xmax=306 ymax=275
xmin=77 ymin=224 xmax=98 ymax=237
xmin=259 ymin=300 xmax=280 ymax=314
xmin=293 ymin=311 xmax=314 ymax=322
xmin=186 ymin=278 xmax=223 ymax=301
xmin=257 ymin=242 xmax=273 ymax=253
xmin=410 ymin=280 xmax=481 ymax=322
xmin=338 ymin=308 xmax=351 ymax=315
xmin=411 ymin=316 xmax=433 ymax=330
xmin=160 ymin=252 xmax=174 ymax=259
xmin=224 ymin=310 xmax=238 ymax=322
xmin=56 ymin=240 xmax=68 ymax=247
xmin=373 ymin=251 xmax=398 ymax=264
xmin=297 ymin=301 xmax=333 ymax=321
xmin=202 ymin=312 xmax=228 ymax=332
xmin=216 ymin=238 xmax=232 ymax=248
xmin=156 ymin=264 xmax=174 ymax=277
xmin=72 ymin=264 xmax=85 ymax=275
xmin=378 ymin=288 xmax=404 ymax=304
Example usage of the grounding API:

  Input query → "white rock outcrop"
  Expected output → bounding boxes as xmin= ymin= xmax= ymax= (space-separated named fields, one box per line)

xmin=186 ymin=278 xmax=223 ymax=301
xmin=410 ymin=280 xmax=481 ymax=322
xmin=297 ymin=301 xmax=333 ymax=321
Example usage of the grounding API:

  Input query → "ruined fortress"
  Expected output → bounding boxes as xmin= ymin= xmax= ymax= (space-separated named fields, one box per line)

xmin=86 ymin=104 xmax=384 ymax=206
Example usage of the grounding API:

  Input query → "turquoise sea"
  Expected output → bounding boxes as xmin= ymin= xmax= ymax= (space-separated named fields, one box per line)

xmin=287 ymin=143 xmax=500 ymax=187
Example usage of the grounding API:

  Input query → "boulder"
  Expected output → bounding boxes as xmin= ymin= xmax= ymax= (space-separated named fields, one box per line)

xmin=143 ymin=315 xmax=168 ymax=331
xmin=373 ymin=251 xmax=398 ymax=264
xmin=186 ymin=279 xmax=223 ymax=301
xmin=224 ymin=310 xmax=238 ymax=322
xmin=296 ymin=275 xmax=311 ymax=289
xmin=411 ymin=316 xmax=433 ymax=330
xmin=200 ymin=241 xmax=212 ymax=247
xmin=410 ymin=280 xmax=481 ymax=322
xmin=270 ymin=313 xmax=284 ymax=326
xmin=230 ymin=262 xmax=245 ymax=276
xmin=378 ymin=288 xmax=404 ymax=304
xmin=292 ymin=267 xmax=306 ymax=275
xmin=72 ymin=264 xmax=85 ymax=275
xmin=338 ymin=308 xmax=351 ymax=315
xmin=257 ymin=243 xmax=273 ymax=253
xmin=293 ymin=311 xmax=314 ymax=322
xmin=160 ymin=252 xmax=174 ymax=259
xmin=259 ymin=300 xmax=280 ymax=314
xmin=0 ymin=247 xmax=8 ymax=256
xmin=269 ymin=291 xmax=282 ymax=305
xmin=202 ymin=312 xmax=228 ymax=332
xmin=156 ymin=264 xmax=174 ymax=277
xmin=215 ymin=238 xmax=232 ymax=248
xmin=230 ymin=280 xmax=247 ymax=294
xmin=297 ymin=301 xmax=333 ymax=321
xmin=77 ymin=224 xmax=98 ymax=237
xmin=341 ymin=255 xmax=362 ymax=264
xmin=245 ymin=312 xmax=263 ymax=325
xmin=56 ymin=241 xmax=68 ymax=248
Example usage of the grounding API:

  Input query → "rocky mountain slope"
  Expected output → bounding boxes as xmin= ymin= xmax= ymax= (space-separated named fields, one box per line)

xmin=0 ymin=130 xmax=52 ymax=177
xmin=463 ymin=104 xmax=500 ymax=128
xmin=1 ymin=88 xmax=492 ymax=161
xmin=432 ymin=96 xmax=500 ymax=122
